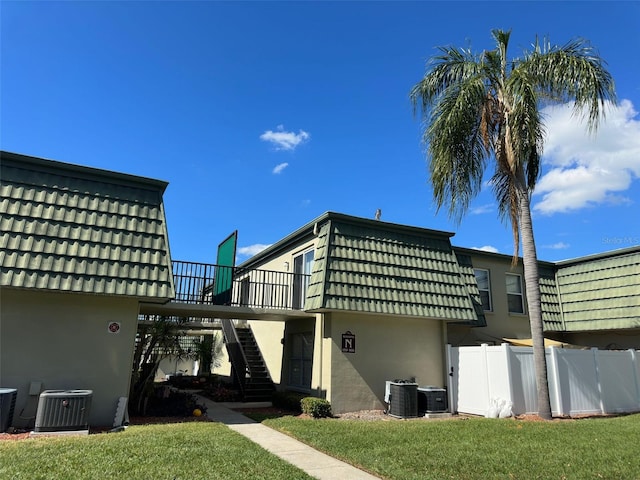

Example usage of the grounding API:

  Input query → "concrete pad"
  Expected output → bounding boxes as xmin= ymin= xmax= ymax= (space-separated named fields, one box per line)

xmin=30 ymin=429 xmax=89 ymax=437
xmin=423 ymin=412 xmax=452 ymax=419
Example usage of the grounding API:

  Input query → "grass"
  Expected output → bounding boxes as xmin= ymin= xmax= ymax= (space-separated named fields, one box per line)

xmin=4 ymin=414 xmax=639 ymax=480
xmin=0 ymin=422 xmax=313 ymax=480
xmin=264 ymin=414 xmax=640 ymax=480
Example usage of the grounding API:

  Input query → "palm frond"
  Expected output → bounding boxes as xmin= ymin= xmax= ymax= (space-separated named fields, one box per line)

xmin=426 ymin=76 xmax=491 ymax=222
xmin=491 ymin=168 xmax=520 ymax=262
xmin=521 ymin=37 xmax=616 ymax=132
xmin=410 ymin=46 xmax=481 ymax=115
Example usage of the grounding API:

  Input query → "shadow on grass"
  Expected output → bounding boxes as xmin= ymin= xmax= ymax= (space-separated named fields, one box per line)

xmin=233 ymin=408 xmax=301 ymax=423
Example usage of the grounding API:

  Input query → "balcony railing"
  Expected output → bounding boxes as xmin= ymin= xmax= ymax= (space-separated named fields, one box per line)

xmin=172 ymin=260 xmax=311 ymax=310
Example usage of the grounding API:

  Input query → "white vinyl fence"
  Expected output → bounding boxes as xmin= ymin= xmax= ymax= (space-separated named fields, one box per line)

xmin=446 ymin=344 xmax=640 ymax=417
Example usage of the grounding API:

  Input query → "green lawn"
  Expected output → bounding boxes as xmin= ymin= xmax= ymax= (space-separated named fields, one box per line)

xmin=264 ymin=414 xmax=640 ymax=480
xmin=0 ymin=422 xmax=313 ymax=480
xmin=3 ymin=415 xmax=639 ymax=480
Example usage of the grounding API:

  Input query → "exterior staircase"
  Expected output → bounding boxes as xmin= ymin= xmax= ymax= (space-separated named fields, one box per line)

xmin=235 ymin=327 xmax=275 ymax=402
xmin=221 ymin=319 xmax=275 ymax=402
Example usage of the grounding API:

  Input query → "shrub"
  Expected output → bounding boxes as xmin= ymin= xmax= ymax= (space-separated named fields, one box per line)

xmin=272 ymin=391 xmax=306 ymax=413
xmin=203 ymin=384 xmax=241 ymax=402
xmin=301 ymin=397 xmax=332 ymax=418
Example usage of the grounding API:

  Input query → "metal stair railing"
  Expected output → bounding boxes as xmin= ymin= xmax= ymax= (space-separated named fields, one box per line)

xmin=220 ymin=318 xmax=249 ymax=395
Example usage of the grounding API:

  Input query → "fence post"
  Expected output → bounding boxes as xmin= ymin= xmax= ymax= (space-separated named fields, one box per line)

xmin=446 ymin=344 xmax=456 ymax=414
xmin=501 ymin=343 xmax=515 ymax=409
xmin=481 ymin=343 xmax=491 ymax=410
xmin=548 ymin=346 xmax=564 ymax=416
xmin=592 ymin=347 xmax=605 ymax=414
xmin=630 ymin=349 xmax=640 ymax=411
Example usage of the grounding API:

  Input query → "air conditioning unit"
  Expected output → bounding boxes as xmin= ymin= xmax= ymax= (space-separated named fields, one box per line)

xmin=0 ymin=388 xmax=17 ymax=432
xmin=34 ymin=390 xmax=93 ymax=432
xmin=418 ymin=386 xmax=448 ymax=414
xmin=387 ymin=381 xmax=418 ymax=418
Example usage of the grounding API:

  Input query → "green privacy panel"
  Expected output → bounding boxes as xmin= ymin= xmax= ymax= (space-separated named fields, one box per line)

xmin=214 ymin=231 xmax=237 ymax=304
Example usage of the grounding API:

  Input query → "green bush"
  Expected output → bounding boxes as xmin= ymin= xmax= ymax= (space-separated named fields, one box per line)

xmin=301 ymin=397 xmax=332 ymax=418
xmin=272 ymin=391 xmax=306 ymax=413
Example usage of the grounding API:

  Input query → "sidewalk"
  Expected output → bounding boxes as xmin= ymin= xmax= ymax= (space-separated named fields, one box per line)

xmin=196 ymin=395 xmax=380 ymax=480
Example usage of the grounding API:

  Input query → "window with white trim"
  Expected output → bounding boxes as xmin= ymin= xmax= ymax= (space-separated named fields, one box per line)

xmin=506 ymin=273 xmax=524 ymax=314
xmin=474 ymin=268 xmax=492 ymax=311
xmin=292 ymin=249 xmax=314 ymax=309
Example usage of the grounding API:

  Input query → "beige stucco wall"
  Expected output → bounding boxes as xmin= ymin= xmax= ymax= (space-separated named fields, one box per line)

xmin=0 ymin=288 xmax=138 ymax=428
xmin=155 ymin=356 xmax=198 ymax=381
xmin=448 ymin=253 xmax=533 ymax=346
xmin=250 ymin=240 xmax=317 ymax=275
xmin=324 ymin=312 xmax=446 ymax=414
xmin=248 ymin=319 xmax=286 ymax=384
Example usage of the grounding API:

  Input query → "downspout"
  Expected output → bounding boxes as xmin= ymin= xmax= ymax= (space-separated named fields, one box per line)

xmin=441 ymin=320 xmax=448 ymax=387
xmin=318 ymin=313 xmax=324 ymax=398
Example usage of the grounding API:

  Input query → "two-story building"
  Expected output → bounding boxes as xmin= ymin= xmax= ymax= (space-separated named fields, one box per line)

xmin=2 ymin=151 xmax=638 ymax=421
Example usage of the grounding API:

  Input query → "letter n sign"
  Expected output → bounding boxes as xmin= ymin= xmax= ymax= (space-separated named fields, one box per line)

xmin=342 ymin=331 xmax=356 ymax=353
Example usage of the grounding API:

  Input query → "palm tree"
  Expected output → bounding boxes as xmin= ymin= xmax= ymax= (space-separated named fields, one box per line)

xmin=410 ymin=29 xmax=615 ymax=419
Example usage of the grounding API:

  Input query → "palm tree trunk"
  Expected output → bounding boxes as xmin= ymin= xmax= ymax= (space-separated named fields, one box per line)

xmin=517 ymin=185 xmax=553 ymax=420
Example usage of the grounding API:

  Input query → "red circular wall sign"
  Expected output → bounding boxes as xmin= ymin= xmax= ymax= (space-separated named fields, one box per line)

xmin=108 ymin=322 xmax=121 ymax=334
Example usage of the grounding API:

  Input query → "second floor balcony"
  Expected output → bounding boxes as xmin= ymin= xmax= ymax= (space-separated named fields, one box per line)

xmin=171 ymin=260 xmax=311 ymax=311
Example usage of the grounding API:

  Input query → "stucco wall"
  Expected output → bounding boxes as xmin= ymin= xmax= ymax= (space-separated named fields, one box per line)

xmin=448 ymin=253 xmax=532 ymax=346
xmin=325 ymin=312 xmax=446 ymax=414
xmin=247 ymin=240 xmax=317 ymax=275
xmin=248 ymin=319 xmax=286 ymax=384
xmin=0 ymin=288 xmax=139 ymax=428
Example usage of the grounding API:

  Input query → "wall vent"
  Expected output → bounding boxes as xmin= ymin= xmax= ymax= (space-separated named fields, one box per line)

xmin=34 ymin=390 xmax=93 ymax=432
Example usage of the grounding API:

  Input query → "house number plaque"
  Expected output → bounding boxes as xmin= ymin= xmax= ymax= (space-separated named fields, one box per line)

xmin=342 ymin=331 xmax=356 ymax=353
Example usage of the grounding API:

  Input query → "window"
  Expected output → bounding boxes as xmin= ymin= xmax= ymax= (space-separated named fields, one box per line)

xmin=506 ymin=273 xmax=524 ymax=314
xmin=474 ymin=269 xmax=492 ymax=311
xmin=292 ymin=249 xmax=314 ymax=309
xmin=288 ymin=332 xmax=313 ymax=389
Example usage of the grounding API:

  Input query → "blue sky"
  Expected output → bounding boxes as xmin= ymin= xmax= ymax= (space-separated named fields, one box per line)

xmin=2 ymin=1 xmax=639 ymax=264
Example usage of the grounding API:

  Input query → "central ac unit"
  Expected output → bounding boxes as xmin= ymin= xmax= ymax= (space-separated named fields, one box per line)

xmin=34 ymin=390 xmax=93 ymax=432
xmin=0 ymin=388 xmax=17 ymax=433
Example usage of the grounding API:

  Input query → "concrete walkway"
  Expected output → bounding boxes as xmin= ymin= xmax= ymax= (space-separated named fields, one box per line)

xmin=196 ymin=395 xmax=380 ymax=480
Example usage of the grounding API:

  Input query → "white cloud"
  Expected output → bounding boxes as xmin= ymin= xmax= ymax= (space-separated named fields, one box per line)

xmin=471 ymin=245 xmax=499 ymax=253
xmin=533 ymin=100 xmax=640 ymax=214
xmin=260 ymin=125 xmax=310 ymax=151
xmin=542 ymin=242 xmax=570 ymax=250
xmin=470 ymin=203 xmax=493 ymax=215
xmin=237 ymin=244 xmax=271 ymax=257
xmin=272 ymin=162 xmax=289 ymax=174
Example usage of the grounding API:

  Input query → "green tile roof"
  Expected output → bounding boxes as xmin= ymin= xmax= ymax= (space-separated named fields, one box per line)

xmin=304 ymin=214 xmax=481 ymax=322
xmin=539 ymin=265 xmax=563 ymax=328
xmin=546 ymin=248 xmax=640 ymax=332
xmin=0 ymin=151 xmax=174 ymax=301
xmin=452 ymin=252 xmax=487 ymax=326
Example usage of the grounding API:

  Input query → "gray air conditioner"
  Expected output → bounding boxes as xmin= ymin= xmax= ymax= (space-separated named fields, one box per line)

xmin=0 ymin=388 xmax=17 ymax=432
xmin=34 ymin=390 xmax=93 ymax=432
